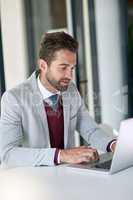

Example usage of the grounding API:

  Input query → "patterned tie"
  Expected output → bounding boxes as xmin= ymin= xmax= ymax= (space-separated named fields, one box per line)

xmin=49 ymin=94 xmax=59 ymax=110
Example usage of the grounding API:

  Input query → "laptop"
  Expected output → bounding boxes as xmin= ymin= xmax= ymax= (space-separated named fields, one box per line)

xmin=67 ymin=118 xmax=133 ymax=174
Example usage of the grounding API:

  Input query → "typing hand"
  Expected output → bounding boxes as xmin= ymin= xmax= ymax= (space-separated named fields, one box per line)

xmin=60 ymin=146 xmax=99 ymax=164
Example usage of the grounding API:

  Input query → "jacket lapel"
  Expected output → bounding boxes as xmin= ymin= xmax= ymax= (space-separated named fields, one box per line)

xmin=34 ymin=100 xmax=50 ymax=148
xmin=28 ymin=71 xmax=50 ymax=147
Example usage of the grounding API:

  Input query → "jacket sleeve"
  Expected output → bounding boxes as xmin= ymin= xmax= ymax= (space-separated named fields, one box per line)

xmin=0 ymin=91 xmax=56 ymax=168
xmin=76 ymin=98 xmax=116 ymax=152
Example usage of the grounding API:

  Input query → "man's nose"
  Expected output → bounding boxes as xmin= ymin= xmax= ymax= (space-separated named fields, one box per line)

xmin=65 ymin=69 xmax=73 ymax=80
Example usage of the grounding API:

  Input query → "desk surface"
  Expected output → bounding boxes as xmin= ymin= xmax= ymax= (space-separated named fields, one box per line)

xmin=0 ymin=165 xmax=133 ymax=200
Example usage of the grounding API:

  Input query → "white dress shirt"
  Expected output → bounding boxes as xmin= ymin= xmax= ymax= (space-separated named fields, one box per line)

xmin=37 ymin=76 xmax=60 ymax=100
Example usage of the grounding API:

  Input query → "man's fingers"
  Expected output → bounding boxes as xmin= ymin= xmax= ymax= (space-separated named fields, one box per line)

xmin=92 ymin=149 xmax=99 ymax=160
xmin=81 ymin=148 xmax=99 ymax=160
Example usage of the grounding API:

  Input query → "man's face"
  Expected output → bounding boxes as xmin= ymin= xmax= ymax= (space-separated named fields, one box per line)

xmin=39 ymin=49 xmax=76 ymax=92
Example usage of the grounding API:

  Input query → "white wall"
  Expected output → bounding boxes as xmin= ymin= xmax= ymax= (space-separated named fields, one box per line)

xmin=94 ymin=0 xmax=128 ymax=130
xmin=0 ymin=0 xmax=28 ymax=90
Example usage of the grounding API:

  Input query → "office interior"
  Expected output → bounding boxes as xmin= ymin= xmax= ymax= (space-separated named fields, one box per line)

xmin=0 ymin=0 xmax=132 ymax=143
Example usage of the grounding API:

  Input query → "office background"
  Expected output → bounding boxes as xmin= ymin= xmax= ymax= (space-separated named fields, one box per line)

xmin=0 ymin=0 xmax=132 ymax=138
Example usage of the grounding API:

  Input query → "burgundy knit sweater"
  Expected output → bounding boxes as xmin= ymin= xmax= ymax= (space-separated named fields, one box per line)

xmin=44 ymin=101 xmax=64 ymax=149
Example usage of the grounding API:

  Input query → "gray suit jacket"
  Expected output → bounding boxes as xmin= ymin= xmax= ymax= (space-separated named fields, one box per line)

xmin=0 ymin=71 xmax=114 ymax=167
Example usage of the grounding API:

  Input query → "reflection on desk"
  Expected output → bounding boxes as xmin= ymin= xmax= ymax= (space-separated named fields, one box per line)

xmin=0 ymin=165 xmax=133 ymax=200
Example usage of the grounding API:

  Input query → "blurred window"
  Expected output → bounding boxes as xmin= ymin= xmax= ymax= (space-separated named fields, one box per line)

xmin=24 ymin=0 xmax=67 ymax=74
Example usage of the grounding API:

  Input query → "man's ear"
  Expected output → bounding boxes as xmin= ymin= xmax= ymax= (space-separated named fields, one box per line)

xmin=38 ymin=59 xmax=47 ymax=72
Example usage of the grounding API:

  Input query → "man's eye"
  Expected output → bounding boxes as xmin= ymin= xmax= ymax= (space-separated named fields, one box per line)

xmin=71 ymin=66 xmax=75 ymax=70
xmin=61 ymin=67 xmax=67 ymax=70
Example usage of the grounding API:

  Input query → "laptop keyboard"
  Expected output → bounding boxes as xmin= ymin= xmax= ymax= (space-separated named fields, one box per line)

xmin=95 ymin=159 xmax=112 ymax=170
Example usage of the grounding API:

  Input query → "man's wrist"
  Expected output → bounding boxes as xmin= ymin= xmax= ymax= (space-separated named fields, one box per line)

xmin=54 ymin=148 xmax=61 ymax=165
xmin=57 ymin=150 xmax=61 ymax=164
xmin=110 ymin=140 xmax=116 ymax=152
xmin=107 ymin=139 xmax=117 ymax=152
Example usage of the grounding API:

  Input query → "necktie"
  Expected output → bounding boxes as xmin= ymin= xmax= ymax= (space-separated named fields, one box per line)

xmin=49 ymin=94 xmax=59 ymax=110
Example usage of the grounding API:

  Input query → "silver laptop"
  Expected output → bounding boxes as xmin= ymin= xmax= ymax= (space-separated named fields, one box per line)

xmin=68 ymin=118 xmax=133 ymax=174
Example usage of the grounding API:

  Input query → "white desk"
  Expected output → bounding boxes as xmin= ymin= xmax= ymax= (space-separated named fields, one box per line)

xmin=0 ymin=165 xmax=133 ymax=200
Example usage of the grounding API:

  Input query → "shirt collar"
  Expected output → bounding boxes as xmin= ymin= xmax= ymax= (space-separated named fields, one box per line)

xmin=37 ymin=76 xmax=60 ymax=100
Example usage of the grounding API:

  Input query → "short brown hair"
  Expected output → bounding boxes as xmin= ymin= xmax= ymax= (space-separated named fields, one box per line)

xmin=39 ymin=31 xmax=79 ymax=65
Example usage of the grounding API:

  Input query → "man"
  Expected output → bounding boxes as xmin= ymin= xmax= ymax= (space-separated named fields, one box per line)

xmin=0 ymin=32 xmax=116 ymax=167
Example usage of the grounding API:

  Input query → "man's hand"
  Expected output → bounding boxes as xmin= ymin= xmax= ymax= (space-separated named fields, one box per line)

xmin=60 ymin=146 xmax=99 ymax=164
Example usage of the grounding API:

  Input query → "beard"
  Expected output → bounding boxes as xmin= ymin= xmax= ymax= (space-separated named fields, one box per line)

xmin=45 ymin=72 xmax=70 ymax=92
